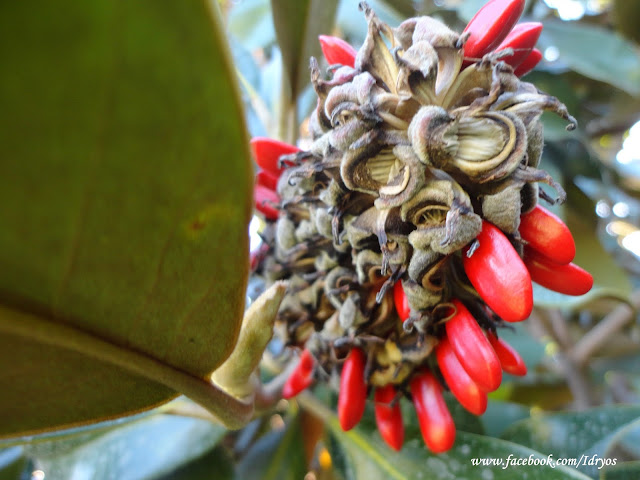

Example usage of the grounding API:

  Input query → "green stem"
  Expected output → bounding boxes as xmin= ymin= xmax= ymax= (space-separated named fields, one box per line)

xmin=276 ymin=68 xmax=297 ymax=144
xmin=0 ymin=305 xmax=253 ymax=429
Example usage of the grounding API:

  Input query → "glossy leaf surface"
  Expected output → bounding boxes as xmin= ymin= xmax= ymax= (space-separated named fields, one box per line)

xmin=0 ymin=1 xmax=252 ymax=437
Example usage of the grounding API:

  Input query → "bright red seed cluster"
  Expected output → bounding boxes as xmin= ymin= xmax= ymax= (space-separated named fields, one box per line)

xmin=252 ymin=0 xmax=593 ymax=454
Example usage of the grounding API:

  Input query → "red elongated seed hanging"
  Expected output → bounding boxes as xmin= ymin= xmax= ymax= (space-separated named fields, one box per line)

xmin=487 ymin=332 xmax=527 ymax=376
xmin=410 ymin=371 xmax=456 ymax=454
xmin=282 ymin=349 xmax=316 ymax=399
xmin=514 ymin=48 xmax=543 ymax=77
xmin=520 ymin=205 xmax=576 ymax=264
xmin=338 ymin=348 xmax=368 ymax=431
xmin=463 ymin=0 xmax=525 ymax=60
xmin=446 ymin=300 xmax=502 ymax=392
xmin=256 ymin=170 xmax=279 ymax=191
xmin=393 ymin=281 xmax=410 ymax=322
xmin=524 ymin=247 xmax=594 ymax=296
xmin=254 ymin=184 xmax=280 ymax=220
xmin=319 ymin=35 xmax=357 ymax=68
xmin=495 ymin=22 xmax=543 ymax=69
xmin=463 ymin=221 xmax=533 ymax=322
xmin=436 ymin=336 xmax=488 ymax=415
xmin=250 ymin=137 xmax=300 ymax=176
xmin=374 ymin=385 xmax=404 ymax=451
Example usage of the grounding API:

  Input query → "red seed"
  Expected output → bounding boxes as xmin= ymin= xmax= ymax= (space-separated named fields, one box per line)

xmin=374 ymin=385 xmax=404 ymax=451
xmin=318 ymin=35 xmax=357 ymax=68
xmin=338 ymin=348 xmax=368 ymax=431
xmin=520 ymin=205 xmax=575 ymax=264
xmin=249 ymin=137 xmax=300 ymax=176
xmin=256 ymin=170 xmax=279 ymax=191
xmin=410 ymin=371 xmax=456 ymax=453
xmin=445 ymin=300 xmax=502 ymax=392
xmin=513 ymin=48 xmax=542 ymax=77
xmin=463 ymin=221 xmax=533 ymax=322
xmin=249 ymin=242 xmax=270 ymax=271
xmin=495 ymin=22 xmax=543 ymax=69
xmin=254 ymin=184 xmax=280 ymax=220
xmin=436 ymin=336 xmax=488 ymax=415
xmin=463 ymin=0 xmax=525 ymax=60
xmin=393 ymin=281 xmax=410 ymax=322
xmin=282 ymin=350 xmax=316 ymax=399
xmin=524 ymin=247 xmax=594 ymax=296
xmin=487 ymin=332 xmax=527 ymax=376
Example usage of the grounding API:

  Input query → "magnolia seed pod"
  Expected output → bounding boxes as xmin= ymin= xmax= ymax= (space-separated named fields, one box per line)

xmin=374 ymin=145 xmax=426 ymax=209
xmin=320 ymin=312 xmax=346 ymax=342
xmin=520 ymin=182 xmax=539 ymax=213
xmin=356 ymin=2 xmax=399 ymax=94
xmin=313 ymin=206 xmax=334 ymax=238
xmin=396 ymin=333 xmax=438 ymax=364
xmin=408 ymin=248 xmax=447 ymax=291
xmin=412 ymin=16 xmax=464 ymax=96
xmin=395 ymin=40 xmax=438 ymax=106
xmin=441 ymin=63 xmax=492 ymax=109
xmin=325 ymin=71 xmax=379 ymax=119
xmin=402 ymin=180 xmax=481 ymax=254
xmin=325 ymin=266 xmax=358 ymax=310
xmin=355 ymin=249 xmax=384 ymax=284
xmin=295 ymin=219 xmax=318 ymax=242
xmin=276 ymin=217 xmax=297 ymax=253
xmin=525 ymin=118 xmax=544 ymax=168
xmin=401 ymin=278 xmax=442 ymax=311
xmin=480 ymin=183 xmax=523 ymax=234
xmin=339 ymin=293 xmax=366 ymax=329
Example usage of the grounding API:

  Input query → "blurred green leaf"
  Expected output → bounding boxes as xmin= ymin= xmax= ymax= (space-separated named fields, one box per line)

xmin=0 ymin=1 xmax=252 ymax=436
xmin=601 ymin=461 xmax=640 ymax=480
xmin=616 ymin=422 xmax=640 ymax=458
xmin=501 ymin=405 xmax=640 ymax=478
xmin=271 ymin=0 xmax=339 ymax=104
xmin=0 ymin=448 xmax=26 ymax=480
xmin=23 ymin=414 xmax=226 ymax=480
xmin=613 ymin=0 xmax=640 ymax=44
xmin=235 ymin=417 xmax=308 ymax=480
xmin=481 ymin=402 xmax=532 ymax=438
xmin=153 ymin=446 xmax=234 ymax=480
xmin=539 ymin=20 xmax=640 ymax=97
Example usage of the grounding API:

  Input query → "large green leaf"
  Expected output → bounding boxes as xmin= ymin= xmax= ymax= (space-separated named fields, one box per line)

xmin=539 ymin=20 xmax=640 ymax=97
xmin=328 ymin=416 xmax=590 ymax=480
xmin=481 ymin=401 xmax=532 ymax=439
xmin=22 ymin=412 xmax=226 ymax=480
xmin=501 ymin=405 xmax=640 ymax=478
xmin=0 ymin=1 xmax=252 ymax=437
xmin=271 ymin=0 xmax=339 ymax=112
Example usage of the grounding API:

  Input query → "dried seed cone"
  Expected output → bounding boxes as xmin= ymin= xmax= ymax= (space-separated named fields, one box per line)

xmin=253 ymin=1 xmax=578 ymax=442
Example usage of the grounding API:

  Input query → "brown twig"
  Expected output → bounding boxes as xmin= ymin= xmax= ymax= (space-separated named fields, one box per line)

xmin=529 ymin=308 xmax=594 ymax=409
xmin=570 ymin=289 xmax=640 ymax=367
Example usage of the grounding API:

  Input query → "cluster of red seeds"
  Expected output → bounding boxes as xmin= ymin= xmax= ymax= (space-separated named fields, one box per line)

xmin=251 ymin=0 xmax=593 ymax=453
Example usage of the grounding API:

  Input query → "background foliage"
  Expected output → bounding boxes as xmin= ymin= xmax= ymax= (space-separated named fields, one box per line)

xmin=2 ymin=0 xmax=640 ymax=479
